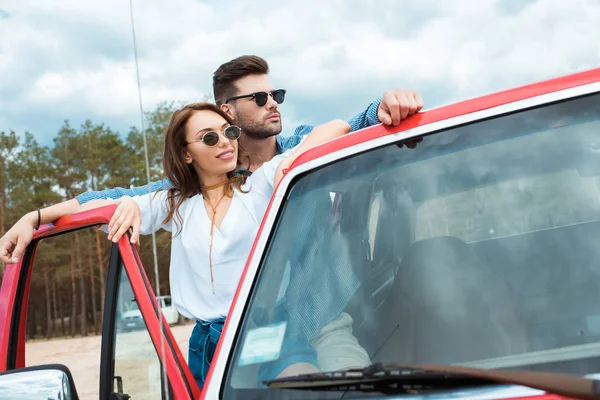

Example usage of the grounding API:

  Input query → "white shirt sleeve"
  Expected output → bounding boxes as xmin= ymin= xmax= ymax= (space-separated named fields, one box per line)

xmin=132 ymin=190 xmax=172 ymax=234
xmin=245 ymin=137 xmax=307 ymax=195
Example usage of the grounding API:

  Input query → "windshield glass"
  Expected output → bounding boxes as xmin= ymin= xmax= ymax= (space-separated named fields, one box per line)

xmin=224 ymin=92 xmax=600 ymax=397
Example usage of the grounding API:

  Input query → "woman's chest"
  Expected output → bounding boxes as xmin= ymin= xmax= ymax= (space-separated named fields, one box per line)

xmin=175 ymin=194 xmax=260 ymax=258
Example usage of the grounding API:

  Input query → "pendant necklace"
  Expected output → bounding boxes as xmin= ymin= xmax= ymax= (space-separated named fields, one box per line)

xmin=201 ymin=179 xmax=228 ymax=294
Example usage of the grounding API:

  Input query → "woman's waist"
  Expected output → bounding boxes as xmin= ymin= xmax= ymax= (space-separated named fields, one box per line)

xmin=196 ymin=316 xmax=226 ymax=328
xmin=190 ymin=317 xmax=227 ymax=349
xmin=171 ymin=286 xmax=235 ymax=322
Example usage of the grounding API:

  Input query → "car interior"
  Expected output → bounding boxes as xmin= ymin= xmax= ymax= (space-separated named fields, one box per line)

xmin=337 ymin=98 xmax=600 ymax=375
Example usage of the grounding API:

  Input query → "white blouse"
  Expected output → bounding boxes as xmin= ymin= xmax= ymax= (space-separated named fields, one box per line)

xmin=132 ymin=150 xmax=291 ymax=322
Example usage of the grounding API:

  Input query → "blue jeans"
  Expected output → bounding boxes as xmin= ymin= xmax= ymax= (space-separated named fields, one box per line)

xmin=188 ymin=318 xmax=225 ymax=390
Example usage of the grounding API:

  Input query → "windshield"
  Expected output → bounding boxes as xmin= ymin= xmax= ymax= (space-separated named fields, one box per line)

xmin=224 ymin=92 xmax=600 ymax=398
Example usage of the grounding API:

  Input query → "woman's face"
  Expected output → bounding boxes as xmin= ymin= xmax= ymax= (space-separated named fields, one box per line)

xmin=183 ymin=110 xmax=239 ymax=179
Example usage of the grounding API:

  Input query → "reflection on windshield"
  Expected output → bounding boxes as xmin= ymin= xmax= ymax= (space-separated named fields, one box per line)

xmin=226 ymin=92 xmax=600 ymax=395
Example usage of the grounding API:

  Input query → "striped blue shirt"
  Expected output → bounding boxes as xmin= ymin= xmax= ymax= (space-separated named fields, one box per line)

xmin=76 ymin=98 xmax=381 ymax=204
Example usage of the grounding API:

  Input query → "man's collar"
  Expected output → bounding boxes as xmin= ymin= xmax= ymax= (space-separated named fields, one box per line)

xmin=234 ymin=136 xmax=286 ymax=177
xmin=275 ymin=136 xmax=284 ymax=155
xmin=233 ymin=167 xmax=252 ymax=177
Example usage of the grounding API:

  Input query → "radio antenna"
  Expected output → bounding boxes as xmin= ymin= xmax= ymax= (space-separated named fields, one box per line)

xmin=129 ymin=1 xmax=170 ymax=397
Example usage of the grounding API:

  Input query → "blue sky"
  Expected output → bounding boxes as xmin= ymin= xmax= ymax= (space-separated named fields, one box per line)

xmin=0 ymin=0 xmax=599 ymax=147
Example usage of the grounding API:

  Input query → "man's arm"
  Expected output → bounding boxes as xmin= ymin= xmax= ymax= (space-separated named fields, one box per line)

xmin=279 ymin=99 xmax=380 ymax=150
xmin=347 ymin=97 xmax=382 ymax=132
xmin=348 ymin=89 xmax=424 ymax=130
xmin=281 ymin=89 xmax=424 ymax=150
xmin=0 ymin=178 xmax=173 ymax=264
xmin=76 ymin=178 xmax=173 ymax=204
xmin=285 ymin=99 xmax=380 ymax=141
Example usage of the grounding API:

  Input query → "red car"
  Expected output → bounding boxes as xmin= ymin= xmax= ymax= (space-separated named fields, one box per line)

xmin=2 ymin=67 xmax=600 ymax=399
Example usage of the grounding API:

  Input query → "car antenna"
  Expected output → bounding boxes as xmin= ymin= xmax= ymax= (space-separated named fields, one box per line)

xmin=129 ymin=1 xmax=170 ymax=398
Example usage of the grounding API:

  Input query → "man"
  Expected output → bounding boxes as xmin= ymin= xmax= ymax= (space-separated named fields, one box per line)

xmin=0 ymin=55 xmax=423 ymax=379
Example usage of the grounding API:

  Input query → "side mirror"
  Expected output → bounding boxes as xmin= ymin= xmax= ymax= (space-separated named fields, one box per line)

xmin=0 ymin=364 xmax=79 ymax=400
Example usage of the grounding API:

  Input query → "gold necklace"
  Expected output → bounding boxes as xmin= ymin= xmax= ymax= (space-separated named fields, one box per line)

xmin=200 ymin=178 xmax=228 ymax=191
xmin=201 ymin=178 xmax=229 ymax=294
xmin=204 ymin=190 xmax=227 ymax=294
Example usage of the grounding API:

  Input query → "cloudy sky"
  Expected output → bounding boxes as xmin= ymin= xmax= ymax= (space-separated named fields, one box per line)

xmin=1 ymin=0 xmax=599 ymax=147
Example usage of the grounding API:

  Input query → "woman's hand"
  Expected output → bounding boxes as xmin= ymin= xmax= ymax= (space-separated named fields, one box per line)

xmin=0 ymin=213 xmax=37 ymax=264
xmin=274 ymin=158 xmax=292 ymax=188
xmin=0 ymin=198 xmax=81 ymax=264
xmin=107 ymin=196 xmax=142 ymax=244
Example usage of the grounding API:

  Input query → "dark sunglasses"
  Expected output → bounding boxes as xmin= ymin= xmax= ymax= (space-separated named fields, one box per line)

xmin=185 ymin=125 xmax=242 ymax=147
xmin=225 ymin=89 xmax=286 ymax=107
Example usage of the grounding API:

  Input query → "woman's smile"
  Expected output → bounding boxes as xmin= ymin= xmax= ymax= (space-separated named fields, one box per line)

xmin=216 ymin=149 xmax=235 ymax=160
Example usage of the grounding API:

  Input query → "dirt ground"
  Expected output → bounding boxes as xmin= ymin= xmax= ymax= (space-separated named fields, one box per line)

xmin=25 ymin=322 xmax=195 ymax=400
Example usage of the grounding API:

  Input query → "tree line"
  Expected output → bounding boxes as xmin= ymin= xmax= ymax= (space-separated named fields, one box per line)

xmin=0 ymin=101 xmax=184 ymax=339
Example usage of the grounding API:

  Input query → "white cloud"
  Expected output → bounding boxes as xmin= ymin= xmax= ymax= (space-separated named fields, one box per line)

xmin=0 ymin=0 xmax=599 ymax=144
xmin=277 ymin=0 xmax=600 ymax=100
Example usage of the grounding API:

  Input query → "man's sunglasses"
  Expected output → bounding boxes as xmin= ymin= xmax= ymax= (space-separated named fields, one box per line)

xmin=225 ymin=89 xmax=286 ymax=107
xmin=185 ymin=125 xmax=242 ymax=147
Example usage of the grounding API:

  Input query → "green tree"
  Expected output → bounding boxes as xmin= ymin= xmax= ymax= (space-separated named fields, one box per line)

xmin=124 ymin=101 xmax=179 ymax=186
xmin=9 ymin=133 xmax=63 ymax=337
xmin=2 ymin=100 xmax=198 ymax=339
xmin=124 ymin=102 xmax=181 ymax=293
xmin=0 ymin=131 xmax=19 ymax=235
xmin=52 ymin=121 xmax=86 ymax=336
xmin=79 ymin=120 xmax=128 ymax=330
xmin=0 ymin=130 xmax=19 ymax=278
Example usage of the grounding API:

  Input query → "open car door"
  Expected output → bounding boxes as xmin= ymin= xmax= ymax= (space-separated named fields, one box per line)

xmin=0 ymin=205 xmax=200 ymax=399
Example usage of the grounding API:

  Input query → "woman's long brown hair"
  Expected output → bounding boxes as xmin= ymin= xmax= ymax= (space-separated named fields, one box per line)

xmin=161 ymin=102 xmax=248 ymax=234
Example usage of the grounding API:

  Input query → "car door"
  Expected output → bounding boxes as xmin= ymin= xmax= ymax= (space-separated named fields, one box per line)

xmin=0 ymin=205 xmax=199 ymax=399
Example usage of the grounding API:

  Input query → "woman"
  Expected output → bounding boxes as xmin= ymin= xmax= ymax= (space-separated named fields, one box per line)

xmin=70 ymin=102 xmax=351 ymax=389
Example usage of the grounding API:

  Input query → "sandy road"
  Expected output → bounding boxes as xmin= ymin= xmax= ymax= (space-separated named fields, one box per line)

xmin=25 ymin=323 xmax=195 ymax=400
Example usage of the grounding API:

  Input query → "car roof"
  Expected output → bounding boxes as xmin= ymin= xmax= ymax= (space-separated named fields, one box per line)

xmin=287 ymin=67 xmax=600 ymax=174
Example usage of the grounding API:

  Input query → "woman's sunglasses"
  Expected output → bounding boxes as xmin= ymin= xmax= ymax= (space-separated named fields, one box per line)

xmin=186 ymin=125 xmax=242 ymax=147
xmin=225 ymin=89 xmax=286 ymax=107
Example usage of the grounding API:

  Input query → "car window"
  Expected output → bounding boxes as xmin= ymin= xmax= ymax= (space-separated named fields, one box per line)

xmin=415 ymin=138 xmax=600 ymax=243
xmin=112 ymin=260 xmax=163 ymax=400
xmin=24 ymin=228 xmax=108 ymax=399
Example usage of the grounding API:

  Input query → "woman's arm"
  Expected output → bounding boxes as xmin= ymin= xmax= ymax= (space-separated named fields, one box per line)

xmin=0 ymin=191 xmax=168 ymax=264
xmin=79 ymin=198 xmax=142 ymax=244
xmin=0 ymin=198 xmax=118 ymax=264
xmin=244 ymin=120 xmax=350 ymax=207
xmin=91 ymin=192 xmax=172 ymax=244
xmin=274 ymin=120 xmax=350 ymax=186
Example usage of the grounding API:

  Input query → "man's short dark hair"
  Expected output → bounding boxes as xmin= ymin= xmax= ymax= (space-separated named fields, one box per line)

xmin=213 ymin=55 xmax=269 ymax=106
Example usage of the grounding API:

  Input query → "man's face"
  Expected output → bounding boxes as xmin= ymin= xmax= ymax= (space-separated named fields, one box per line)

xmin=225 ymin=74 xmax=283 ymax=140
